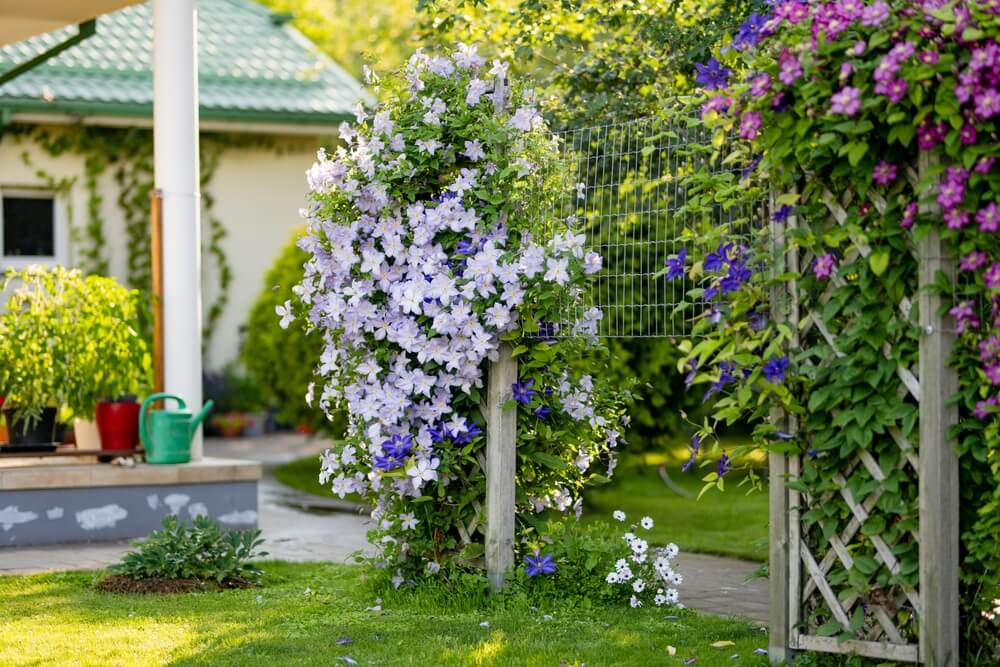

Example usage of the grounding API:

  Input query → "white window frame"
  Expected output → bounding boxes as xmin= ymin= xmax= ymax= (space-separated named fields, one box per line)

xmin=0 ymin=187 xmax=69 ymax=270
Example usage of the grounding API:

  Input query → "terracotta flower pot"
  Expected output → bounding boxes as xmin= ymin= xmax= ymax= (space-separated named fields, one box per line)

xmin=96 ymin=399 xmax=141 ymax=451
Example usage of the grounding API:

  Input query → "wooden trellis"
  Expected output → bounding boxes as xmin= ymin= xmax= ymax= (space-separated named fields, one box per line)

xmin=768 ymin=154 xmax=959 ymax=665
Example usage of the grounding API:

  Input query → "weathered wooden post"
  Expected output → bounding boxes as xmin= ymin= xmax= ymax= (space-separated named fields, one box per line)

xmin=768 ymin=193 xmax=796 ymax=664
xmin=484 ymin=75 xmax=517 ymax=591
xmin=486 ymin=343 xmax=517 ymax=590
xmin=917 ymin=152 xmax=960 ymax=666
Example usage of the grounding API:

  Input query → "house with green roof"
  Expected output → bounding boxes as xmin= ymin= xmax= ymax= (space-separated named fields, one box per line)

xmin=0 ymin=0 xmax=367 ymax=369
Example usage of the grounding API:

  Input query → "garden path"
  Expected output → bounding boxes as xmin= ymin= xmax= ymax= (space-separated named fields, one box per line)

xmin=0 ymin=434 xmax=768 ymax=622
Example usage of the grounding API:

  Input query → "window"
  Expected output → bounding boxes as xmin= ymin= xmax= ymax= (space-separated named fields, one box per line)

xmin=0 ymin=189 xmax=66 ymax=268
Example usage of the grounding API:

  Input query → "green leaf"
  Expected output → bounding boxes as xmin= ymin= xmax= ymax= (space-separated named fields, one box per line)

xmin=869 ymin=251 xmax=889 ymax=276
xmin=847 ymin=141 xmax=868 ymax=167
xmin=531 ymin=452 xmax=569 ymax=470
xmin=817 ymin=620 xmax=843 ymax=637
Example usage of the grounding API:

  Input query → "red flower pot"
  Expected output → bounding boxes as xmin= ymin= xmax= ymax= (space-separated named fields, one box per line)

xmin=96 ymin=400 xmax=141 ymax=451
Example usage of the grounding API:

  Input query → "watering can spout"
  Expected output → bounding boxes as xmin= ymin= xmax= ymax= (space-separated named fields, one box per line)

xmin=190 ymin=400 xmax=215 ymax=438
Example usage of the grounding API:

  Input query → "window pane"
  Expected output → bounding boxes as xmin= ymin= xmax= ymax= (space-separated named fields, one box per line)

xmin=3 ymin=197 xmax=55 ymax=257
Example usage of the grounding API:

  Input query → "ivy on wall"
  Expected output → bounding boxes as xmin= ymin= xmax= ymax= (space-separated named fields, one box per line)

xmin=8 ymin=124 xmax=244 ymax=350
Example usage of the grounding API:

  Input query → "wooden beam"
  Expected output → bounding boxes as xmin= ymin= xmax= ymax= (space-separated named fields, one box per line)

xmin=485 ymin=343 xmax=517 ymax=590
xmin=917 ymin=152 xmax=959 ymax=666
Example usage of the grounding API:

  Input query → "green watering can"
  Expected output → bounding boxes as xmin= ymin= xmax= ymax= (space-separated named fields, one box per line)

xmin=140 ymin=393 xmax=214 ymax=464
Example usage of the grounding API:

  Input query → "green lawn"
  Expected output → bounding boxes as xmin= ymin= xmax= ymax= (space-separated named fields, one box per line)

xmin=273 ymin=452 xmax=335 ymax=498
xmin=0 ymin=561 xmax=770 ymax=666
xmin=583 ymin=453 xmax=769 ymax=562
xmin=274 ymin=442 xmax=770 ymax=562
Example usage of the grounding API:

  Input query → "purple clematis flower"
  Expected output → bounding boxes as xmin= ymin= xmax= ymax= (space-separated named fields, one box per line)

xmin=512 ymin=378 xmax=538 ymax=405
xmin=762 ymin=355 xmax=789 ymax=384
xmin=717 ymin=453 xmax=731 ymax=477
xmin=772 ymin=205 xmax=794 ymax=223
xmin=694 ymin=58 xmax=732 ymax=90
xmin=682 ymin=434 xmax=701 ymax=473
xmin=525 ymin=550 xmax=556 ymax=576
xmin=830 ymin=86 xmax=862 ymax=116
xmin=533 ymin=406 xmax=551 ymax=420
xmin=665 ymin=248 xmax=687 ymax=281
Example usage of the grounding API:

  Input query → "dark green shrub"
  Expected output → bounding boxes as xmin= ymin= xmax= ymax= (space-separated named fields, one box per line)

xmin=241 ymin=229 xmax=344 ymax=436
xmin=110 ymin=515 xmax=266 ymax=583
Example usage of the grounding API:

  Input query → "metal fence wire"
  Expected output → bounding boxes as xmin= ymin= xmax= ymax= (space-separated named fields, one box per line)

xmin=528 ymin=113 xmax=765 ymax=339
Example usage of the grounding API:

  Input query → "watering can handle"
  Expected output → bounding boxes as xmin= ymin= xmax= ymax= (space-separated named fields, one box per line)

xmin=139 ymin=393 xmax=186 ymax=449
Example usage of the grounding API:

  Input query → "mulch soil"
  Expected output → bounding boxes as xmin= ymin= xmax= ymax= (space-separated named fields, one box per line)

xmin=96 ymin=574 xmax=256 ymax=595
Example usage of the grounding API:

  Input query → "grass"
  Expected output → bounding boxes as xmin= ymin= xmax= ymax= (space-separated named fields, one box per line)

xmin=583 ymin=448 xmax=769 ymax=562
xmin=274 ymin=439 xmax=769 ymax=562
xmin=0 ymin=561 xmax=770 ymax=666
xmin=273 ymin=452 xmax=334 ymax=498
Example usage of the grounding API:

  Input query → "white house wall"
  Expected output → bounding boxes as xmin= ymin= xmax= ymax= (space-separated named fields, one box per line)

xmin=0 ymin=128 xmax=321 ymax=371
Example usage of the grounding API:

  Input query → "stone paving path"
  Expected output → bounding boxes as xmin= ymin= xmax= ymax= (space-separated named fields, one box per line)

xmin=0 ymin=434 xmax=768 ymax=623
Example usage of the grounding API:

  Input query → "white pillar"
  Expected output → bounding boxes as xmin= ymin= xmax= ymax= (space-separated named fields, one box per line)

xmin=153 ymin=0 xmax=204 ymax=459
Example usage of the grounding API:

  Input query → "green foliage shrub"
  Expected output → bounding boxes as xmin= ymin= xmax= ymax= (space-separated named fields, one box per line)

xmin=241 ymin=230 xmax=344 ymax=435
xmin=0 ymin=266 xmax=151 ymax=426
xmin=110 ymin=515 xmax=266 ymax=583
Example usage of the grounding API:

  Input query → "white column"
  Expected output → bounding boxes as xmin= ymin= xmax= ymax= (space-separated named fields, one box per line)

xmin=153 ymin=0 xmax=204 ymax=459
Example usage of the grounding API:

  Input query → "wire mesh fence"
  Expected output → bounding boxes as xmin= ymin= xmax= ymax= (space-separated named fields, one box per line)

xmin=529 ymin=113 xmax=766 ymax=338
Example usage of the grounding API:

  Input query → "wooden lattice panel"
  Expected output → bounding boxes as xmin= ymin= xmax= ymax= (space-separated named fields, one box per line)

xmin=768 ymin=155 xmax=959 ymax=664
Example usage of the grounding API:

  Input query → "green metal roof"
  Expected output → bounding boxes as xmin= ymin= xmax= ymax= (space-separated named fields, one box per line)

xmin=0 ymin=0 xmax=369 ymax=126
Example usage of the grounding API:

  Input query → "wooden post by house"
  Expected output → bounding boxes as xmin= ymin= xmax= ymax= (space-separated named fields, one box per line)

xmin=917 ymin=152 xmax=960 ymax=666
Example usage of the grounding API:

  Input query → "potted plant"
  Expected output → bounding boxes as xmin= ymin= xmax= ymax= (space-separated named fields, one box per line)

xmin=0 ymin=266 xmax=76 ymax=448
xmin=62 ymin=274 xmax=152 ymax=452
xmin=203 ymin=366 xmax=265 ymax=438
xmin=0 ymin=267 xmax=152 ymax=451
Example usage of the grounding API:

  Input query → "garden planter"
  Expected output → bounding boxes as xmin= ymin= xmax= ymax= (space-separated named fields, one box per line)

xmin=74 ymin=418 xmax=102 ymax=451
xmin=96 ymin=399 xmax=141 ymax=451
xmin=210 ymin=412 xmax=245 ymax=438
xmin=241 ymin=411 xmax=268 ymax=437
xmin=3 ymin=407 xmax=59 ymax=448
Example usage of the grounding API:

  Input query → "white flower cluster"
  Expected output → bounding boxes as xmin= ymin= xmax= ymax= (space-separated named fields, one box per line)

xmin=605 ymin=511 xmax=682 ymax=609
xmin=287 ymin=45 xmax=614 ymax=553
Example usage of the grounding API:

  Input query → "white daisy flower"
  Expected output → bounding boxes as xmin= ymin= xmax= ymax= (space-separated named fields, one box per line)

xmin=640 ymin=516 xmax=654 ymax=530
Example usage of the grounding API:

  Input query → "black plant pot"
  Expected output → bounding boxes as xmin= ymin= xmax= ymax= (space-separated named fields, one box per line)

xmin=4 ymin=407 xmax=59 ymax=449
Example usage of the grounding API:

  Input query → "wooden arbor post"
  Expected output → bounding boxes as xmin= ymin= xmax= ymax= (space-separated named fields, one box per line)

xmin=917 ymin=152 xmax=960 ymax=666
xmin=484 ymin=76 xmax=518 ymax=591
xmin=485 ymin=343 xmax=517 ymax=590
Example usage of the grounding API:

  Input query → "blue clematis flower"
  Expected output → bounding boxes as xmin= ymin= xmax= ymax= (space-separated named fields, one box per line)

xmin=717 ymin=452 xmax=731 ymax=477
xmin=772 ymin=205 xmax=794 ymax=223
xmin=762 ymin=355 xmax=789 ymax=384
xmin=665 ymin=248 xmax=687 ymax=281
xmin=533 ymin=406 xmax=551 ymax=420
xmin=732 ymin=13 xmax=768 ymax=51
xmin=694 ymin=58 xmax=732 ymax=90
xmin=452 ymin=420 xmax=482 ymax=445
xmin=525 ymin=551 xmax=556 ymax=577
xmin=512 ymin=378 xmax=538 ymax=405
xmin=704 ymin=243 xmax=732 ymax=272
